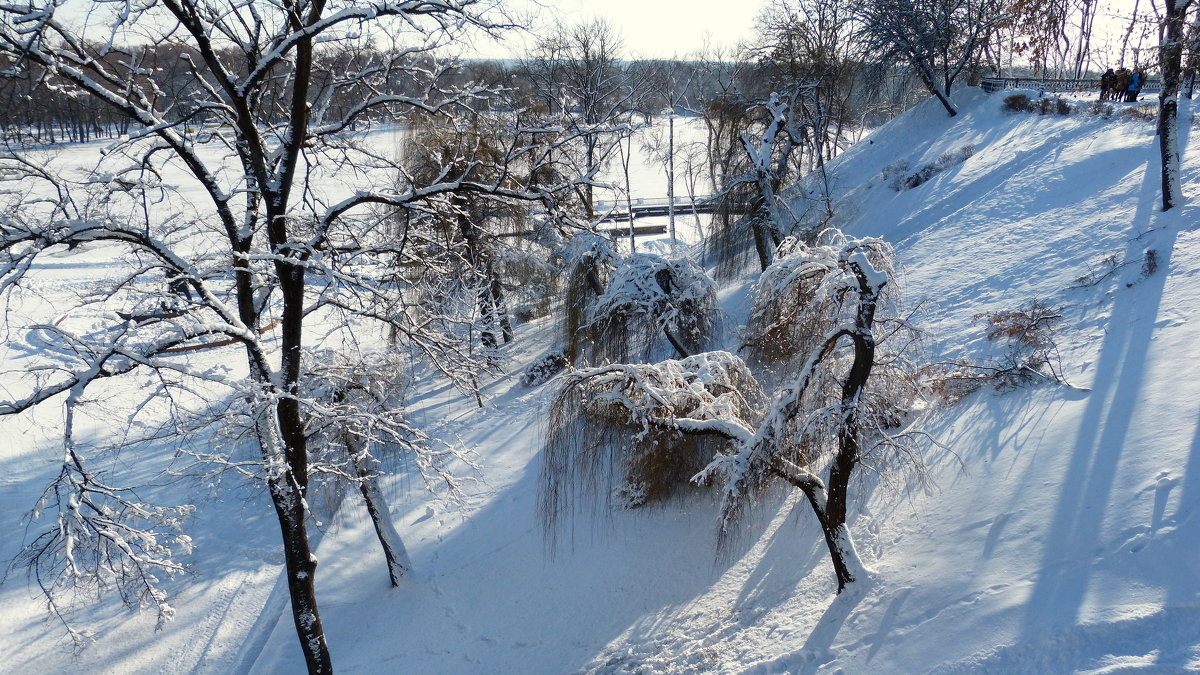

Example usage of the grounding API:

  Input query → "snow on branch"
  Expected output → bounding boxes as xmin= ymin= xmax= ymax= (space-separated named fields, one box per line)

xmin=541 ymin=231 xmax=927 ymax=592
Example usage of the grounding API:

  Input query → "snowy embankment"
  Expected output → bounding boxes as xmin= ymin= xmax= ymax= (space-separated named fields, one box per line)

xmin=5 ymin=88 xmax=1200 ymax=673
xmin=253 ymin=89 xmax=1200 ymax=672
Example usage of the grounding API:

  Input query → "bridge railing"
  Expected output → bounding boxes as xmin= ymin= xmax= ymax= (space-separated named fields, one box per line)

xmin=981 ymin=77 xmax=1162 ymax=95
xmin=593 ymin=194 xmax=717 ymax=212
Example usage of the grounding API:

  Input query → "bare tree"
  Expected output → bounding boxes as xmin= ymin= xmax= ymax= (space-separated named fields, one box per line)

xmin=532 ymin=18 xmax=635 ymax=218
xmin=752 ymin=0 xmax=867 ymax=168
xmin=0 ymin=2 xmax=580 ymax=673
xmin=857 ymin=0 xmax=1009 ymax=116
xmin=640 ymin=59 xmax=699 ymax=248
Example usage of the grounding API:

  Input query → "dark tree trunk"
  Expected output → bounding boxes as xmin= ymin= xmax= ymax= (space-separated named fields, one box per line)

xmin=1158 ymin=0 xmax=1192 ymax=211
xmin=491 ymin=273 xmax=514 ymax=343
xmin=930 ymin=85 xmax=958 ymax=117
xmin=821 ymin=256 xmax=883 ymax=592
xmin=751 ymin=215 xmax=774 ymax=272
xmin=268 ymin=474 xmax=332 ymax=674
xmin=270 ymin=267 xmax=334 ymax=675
xmin=802 ymin=490 xmax=858 ymax=592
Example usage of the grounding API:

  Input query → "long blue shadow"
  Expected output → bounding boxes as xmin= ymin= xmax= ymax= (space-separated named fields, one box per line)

xmin=1020 ymin=156 xmax=1176 ymax=638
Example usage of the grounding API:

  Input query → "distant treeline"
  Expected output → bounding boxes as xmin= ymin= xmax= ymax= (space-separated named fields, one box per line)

xmin=0 ymin=42 xmax=919 ymax=146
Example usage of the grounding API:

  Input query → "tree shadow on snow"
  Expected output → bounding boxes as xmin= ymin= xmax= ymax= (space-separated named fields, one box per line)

xmin=1019 ymin=155 xmax=1179 ymax=640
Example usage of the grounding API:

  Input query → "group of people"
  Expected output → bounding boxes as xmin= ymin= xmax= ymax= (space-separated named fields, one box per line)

xmin=1099 ymin=67 xmax=1145 ymax=102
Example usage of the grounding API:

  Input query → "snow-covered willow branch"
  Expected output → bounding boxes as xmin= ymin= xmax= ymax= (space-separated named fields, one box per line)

xmin=541 ymin=233 xmax=927 ymax=593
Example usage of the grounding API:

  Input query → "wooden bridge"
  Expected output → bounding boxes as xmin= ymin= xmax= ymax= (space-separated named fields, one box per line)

xmin=594 ymin=195 xmax=721 ymax=224
xmin=495 ymin=194 xmax=737 ymax=239
xmin=592 ymin=194 xmax=753 ymax=237
xmin=980 ymin=77 xmax=1163 ymax=95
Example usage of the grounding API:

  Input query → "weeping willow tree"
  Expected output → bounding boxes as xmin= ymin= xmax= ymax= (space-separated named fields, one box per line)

xmin=393 ymin=101 xmax=589 ymax=368
xmin=558 ymin=239 xmax=723 ymax=367
xmin=396 ymin=112 xmax=528 ymax=352
xmin=541 ymin=352 xmax=767 ymax=523
xmin=541 ymin=232 xmax=925 ymax=592
xmin=582 ymin=253 xmax=723 ymax=364
xmin=559 ymin=233 xmax=619 ymax=365
xmin=741 ymin=234 xmax=910 ymax=392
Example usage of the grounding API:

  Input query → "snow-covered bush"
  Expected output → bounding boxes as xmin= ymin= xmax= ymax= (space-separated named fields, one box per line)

xmin=888 ymin=144 xmax=975 ymax=191
xmin=541 ymin=351 xmax=766 ymax=523
xmin=1002 ymin=93 xmax=1034 ymax=113
xmin=522 ymin=349 xmax=568 ymax=387
xmin=1082 ymin=101 xmax=1116 ymax=118
xmin=542 ymin=232 xmax=927 ymax=592
xmin=1003 ymin=93 xmax=1072 ymax=116
xmin=1120 ymin=104 xmax=1158 ymax=122
xmin=883 ymin=149 xmax=971 ymax=191
xmin=579 ymin=253 xmax=723 ymax=365
xmin=880 ymin=158 xmax=911 ymax=189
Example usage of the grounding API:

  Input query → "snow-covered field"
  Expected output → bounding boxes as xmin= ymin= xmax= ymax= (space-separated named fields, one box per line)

xmin=4 ymin=87 xmax=1200 ymax=673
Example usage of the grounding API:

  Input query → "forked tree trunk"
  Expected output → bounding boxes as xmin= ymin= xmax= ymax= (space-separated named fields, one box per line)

xmin=774 ymin=255 xmax=883 ymax=593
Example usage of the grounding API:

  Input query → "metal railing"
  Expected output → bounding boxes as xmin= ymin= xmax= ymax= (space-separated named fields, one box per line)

xmin=593 ymin=194 xmax=716 ymax=212
xmin=981 ymin=77 xmax=1162 ymax=95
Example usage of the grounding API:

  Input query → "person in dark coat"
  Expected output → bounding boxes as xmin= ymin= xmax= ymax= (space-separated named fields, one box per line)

xmin=1115 ymin=68 xmax=1132 ymax=102
xmin=1100 ymin=68 xmax=1116 ymax=101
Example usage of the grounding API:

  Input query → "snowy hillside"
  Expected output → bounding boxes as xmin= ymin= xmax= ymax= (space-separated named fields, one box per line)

xmin=5 ymin=87 xmax=1200 ymax=673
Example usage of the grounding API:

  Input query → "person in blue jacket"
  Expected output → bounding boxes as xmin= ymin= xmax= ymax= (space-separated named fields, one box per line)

xmin=1126 ymin=70 xmax=1141 ymax=102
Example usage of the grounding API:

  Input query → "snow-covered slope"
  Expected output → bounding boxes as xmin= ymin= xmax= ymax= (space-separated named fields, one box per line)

xmin=6 ymin=87 xmax=1200 ymax=673
xmin=251 ymin=89 xmax=1200 ymax=672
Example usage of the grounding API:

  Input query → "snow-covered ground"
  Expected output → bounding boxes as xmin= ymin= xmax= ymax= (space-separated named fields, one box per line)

xmin=4 ymin=87 xmax=1200 ymax=673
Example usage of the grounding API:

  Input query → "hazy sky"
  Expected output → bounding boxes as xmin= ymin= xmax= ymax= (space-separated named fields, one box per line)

xmin=462 ymin=0 xmax=763 ymax=60
xmin=461 ymin=0 xmax=1157 ymax=65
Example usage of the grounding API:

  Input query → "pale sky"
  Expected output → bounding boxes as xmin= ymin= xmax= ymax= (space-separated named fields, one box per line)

xmin=461 ymin=0 xmax=1157 ymax=66
xmin=461 ymin=0 xmax=764 ymax=60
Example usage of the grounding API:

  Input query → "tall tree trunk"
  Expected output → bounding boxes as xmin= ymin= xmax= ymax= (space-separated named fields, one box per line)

xmin=1159 ymin=0 xmax=1192 ymax=211
xmin=584 ymin=137 xmax=596 ymax=218
xmin=273 ymin=267 xmax=334 ymax=674
xmin=268 ymin=472 xmax=333 ymax=674
xmin=621 ymin=133 xmax=637 ymax=253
